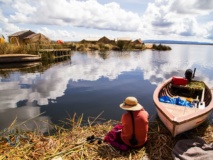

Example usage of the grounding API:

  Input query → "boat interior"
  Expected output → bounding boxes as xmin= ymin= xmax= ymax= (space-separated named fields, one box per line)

xmin=159 ymin=102 xmax=200 ymax=117
xmin=158 ymin=80 xmax=212 ymax=117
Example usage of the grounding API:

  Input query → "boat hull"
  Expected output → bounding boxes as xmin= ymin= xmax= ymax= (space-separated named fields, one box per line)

xmin=156 ymin=107 xmax=212 ymax=137
xmin=153 ymin=77 xmax=213 ymax=137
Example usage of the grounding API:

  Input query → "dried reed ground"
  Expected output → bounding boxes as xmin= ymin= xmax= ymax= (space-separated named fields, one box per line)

xmin=0 ymin=113 xmax=212 ymax=160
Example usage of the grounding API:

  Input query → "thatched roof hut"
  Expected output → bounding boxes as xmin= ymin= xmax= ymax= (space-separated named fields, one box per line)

xmin=98 ymin=36 xmax=112 ymax=44
xmin=132 ymin=38 xmax=144 ymax=45
xmin=23 ymin=33 xmax=51 ymax=44
xmin=8 ymin=30 xmax=35 ymax=45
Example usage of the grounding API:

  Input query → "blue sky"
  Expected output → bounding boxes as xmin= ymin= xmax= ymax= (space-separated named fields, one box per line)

xmin=0 ymin=0 xmax=213 ymax=42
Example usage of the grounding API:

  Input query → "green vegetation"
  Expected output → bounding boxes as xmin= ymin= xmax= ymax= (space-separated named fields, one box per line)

xmin=0 ymin=113 xmax=212 ymax=160
xmin=0 ymin=43 xmax=67 ymax=55
xmin=0 ymin=43 xmax=27 ymax=54
xmin=0 ymin=41 xmax=172 ymax=58
xmin=152 ymin=44 xmax=172 ymax=51
xmin=0 ymin=40 xmax=149 ymax=55
xmin=64 ymin=41 xmax=145 ymax=51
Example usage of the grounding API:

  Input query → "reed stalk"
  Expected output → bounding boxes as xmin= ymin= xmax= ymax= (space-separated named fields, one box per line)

xmin=0 ymin=113 xmax=212 ymax=160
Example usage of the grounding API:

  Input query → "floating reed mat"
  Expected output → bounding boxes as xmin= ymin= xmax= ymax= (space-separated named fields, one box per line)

xmin=0 ymin=113 xmax=212 ymax=160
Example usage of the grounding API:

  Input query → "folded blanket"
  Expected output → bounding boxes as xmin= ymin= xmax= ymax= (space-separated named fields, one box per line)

xmin=104 ymin=124 xmax=130 ymax=151
xmin=172 ymin=137 xmax=213 ymax=160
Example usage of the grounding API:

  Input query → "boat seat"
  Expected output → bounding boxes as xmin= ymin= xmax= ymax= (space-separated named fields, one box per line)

xmin=160 ymin=102 xmax=200 ymax=118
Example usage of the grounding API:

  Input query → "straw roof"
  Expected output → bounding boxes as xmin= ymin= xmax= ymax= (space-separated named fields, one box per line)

xmin=8 ymin=30 xmax=35 ymax=45
xmin=9 ymin=30 xmax=35 ymax=37
xmin=98 ymin=36 xmax=114 ymax=44
xmin=132 ymin=38 xmax=143 ymax=44
xmin=23 ymin=33 xmax=51 ymax=44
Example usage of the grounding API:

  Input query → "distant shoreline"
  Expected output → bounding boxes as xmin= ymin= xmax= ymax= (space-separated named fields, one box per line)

xmin=143 ymin=40 xmax=213 ymax=45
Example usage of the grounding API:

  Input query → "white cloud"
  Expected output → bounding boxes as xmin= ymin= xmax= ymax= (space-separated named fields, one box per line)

xmin=11 ymin=1 xmax=36 ymax=15
xmin=0 ymin=10 xmax=20 ymax=39
xmin=205 ymin=21 xmax=213 ymax=39
xmin=170 ymin=0 xmax=213 ymax=15
xmin=36 ymin=27 xmax=101 ymax=41
xmin=0 ymin=0 xmax=213 ymax=42
xmin=139 ymin=0 xmax=213 ymax=41
xmin=7 ymin=0 xmax=141 ymax=32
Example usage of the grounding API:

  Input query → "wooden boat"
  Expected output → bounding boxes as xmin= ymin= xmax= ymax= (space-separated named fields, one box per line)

xmin=0 ymin=54 xmax=41 ymax=63
xmin=153 ymin=74 xmax=213 ymax=137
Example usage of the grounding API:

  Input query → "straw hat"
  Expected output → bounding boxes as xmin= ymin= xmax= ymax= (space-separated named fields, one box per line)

xmin=120 ymin=97 xmax=143 ymax=111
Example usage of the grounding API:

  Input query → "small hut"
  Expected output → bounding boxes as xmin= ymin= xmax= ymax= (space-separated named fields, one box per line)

xmin=23 ymin=33 xmax=51 ymax=44
xmin=98 ymin=36 xmax=111 ymax=44
xmin=132 ymin=38 xmax=144 ymax=45
xmin=116 ymin=37 xmax=132 ymax=45
xmin=0 ymin=34 xmax=5 ymax=43
xmin=8 ymin=30 xmax=35 ymax=45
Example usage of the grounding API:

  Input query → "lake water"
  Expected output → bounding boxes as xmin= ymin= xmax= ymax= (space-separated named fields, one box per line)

xmin=0 ymin=44 xmax=213 ymax=133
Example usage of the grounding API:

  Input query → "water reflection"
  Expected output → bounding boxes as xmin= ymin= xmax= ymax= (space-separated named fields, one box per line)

xmin=0 ymin=44 xmax=213 ymax=130
xmin=0 ymin=62 xmax=41 ymax=71
xmin=0 ymin=104 xmax=52 ymax=134
xmin=0 ymin=57 xmax=71 ymax=132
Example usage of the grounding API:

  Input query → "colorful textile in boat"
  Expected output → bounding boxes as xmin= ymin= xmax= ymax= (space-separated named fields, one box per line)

xmin=104 ymin=124 xmax=130 ymax=151
xmin=159 ymin=96 xmax=192 ymax=107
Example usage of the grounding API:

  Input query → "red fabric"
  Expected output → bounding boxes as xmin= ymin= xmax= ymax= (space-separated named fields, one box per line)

xmin=104 ymin=124 xmax=130 ymax=151
xmin=172 ymin=76 xmax=188 ymax=85
xmin=121 ymin=109 xmax=149 ymax=148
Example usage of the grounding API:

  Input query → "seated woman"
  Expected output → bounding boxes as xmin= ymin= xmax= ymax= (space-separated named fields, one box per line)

xmin=104 ymin=96 xmax=149 ymax=150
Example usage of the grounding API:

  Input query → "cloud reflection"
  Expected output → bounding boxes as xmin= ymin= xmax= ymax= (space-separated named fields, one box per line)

xmin=0 ymin=105 xmax=52 ymax=134
xmin=0 ymin=45 xmax=213 ymax=112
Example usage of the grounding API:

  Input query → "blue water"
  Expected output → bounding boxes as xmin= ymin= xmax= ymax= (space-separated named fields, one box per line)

xmin=0 ymin=44 xmax=213 ymax=132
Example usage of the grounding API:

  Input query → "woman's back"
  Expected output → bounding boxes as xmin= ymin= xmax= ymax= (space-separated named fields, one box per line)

xmin=121 ymin=110 xmax=149 ymax=147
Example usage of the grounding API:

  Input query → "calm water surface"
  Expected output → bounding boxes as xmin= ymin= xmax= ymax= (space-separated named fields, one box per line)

xmin=0 ymin=44 xmax=213 ymax=132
